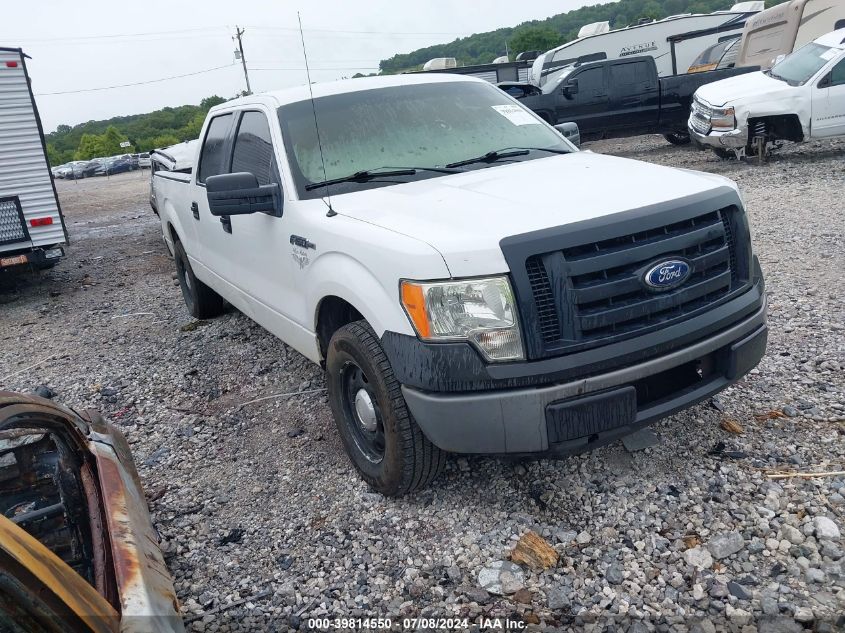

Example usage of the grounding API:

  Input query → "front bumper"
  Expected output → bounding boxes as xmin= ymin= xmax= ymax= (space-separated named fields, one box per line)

xmin=688 ymin=124 xmax=749 ymax=149
xmin=401 ymin=295 xmax=767 ymax=455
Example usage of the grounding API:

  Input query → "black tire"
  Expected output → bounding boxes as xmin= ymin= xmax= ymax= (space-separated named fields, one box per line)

xmin=326 ymin=320 xmax=445 ymax=496
xmin=663 ymin=132 xmax=691 ymax=146
xmin=173 ymin=240 xmax=224 ymax=319
xmin=711 ymin=147 xmax=736 ymax=160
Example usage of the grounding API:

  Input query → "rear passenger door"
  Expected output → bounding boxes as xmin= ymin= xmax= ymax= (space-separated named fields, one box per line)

xmin=554 ymin=65 xmax=609 ymax=135
xmin=224 ymin=109 xmax=295 ymax=316
xmin=607 ymin=59 xmax=659 ymax=134
xmin=191 ymin=112 xmax=236 ymax=276
xmin=197 ymin=108 xmax=299 ymax=328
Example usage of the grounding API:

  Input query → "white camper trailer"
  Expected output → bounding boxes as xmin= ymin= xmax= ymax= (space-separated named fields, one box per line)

xmin=736 ymin=0 xmax=845 ymax=70
xmin=0 ymin=47 xmax=67 ymax=271
xmin=530 ymin=2 xmax=764 ymax=86
xmin=422 ymin=58 xmax=457 ymax=71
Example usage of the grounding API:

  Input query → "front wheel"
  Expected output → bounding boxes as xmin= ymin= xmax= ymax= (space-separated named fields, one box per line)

xmin=663 ymin=132 xmax=691 ymax=146
xmin=326 ymin=321 xmax=445 ymax=496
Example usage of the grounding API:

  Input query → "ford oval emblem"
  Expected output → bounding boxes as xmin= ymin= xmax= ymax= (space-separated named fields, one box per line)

xmin=643 ymin=259 xmax=691 ymax=291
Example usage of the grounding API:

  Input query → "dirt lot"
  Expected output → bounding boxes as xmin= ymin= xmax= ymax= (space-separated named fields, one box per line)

xmin=1 ymin=139 xmax=843 ymax=632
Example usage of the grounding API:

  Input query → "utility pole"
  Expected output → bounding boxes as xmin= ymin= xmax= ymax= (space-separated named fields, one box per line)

xmin=234 ymin=26 xmax=252 ymax=95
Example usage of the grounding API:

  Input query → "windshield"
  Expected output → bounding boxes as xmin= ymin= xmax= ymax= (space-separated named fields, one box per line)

xmin=278 ymin=81 xmax=571 ymax=199
xmin=690 ymin=37 xmax=738 ymax=70
xmin=770 ymin=42 xmax=836 ymax=85
xmin=542 ymin=67 xmax=576 ymax=94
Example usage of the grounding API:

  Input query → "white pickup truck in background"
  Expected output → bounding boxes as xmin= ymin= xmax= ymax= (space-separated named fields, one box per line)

xmin=690 ymin=28 xmax=845 ymax=159
xmin=152 ymin=74 xmax=767 ymax=496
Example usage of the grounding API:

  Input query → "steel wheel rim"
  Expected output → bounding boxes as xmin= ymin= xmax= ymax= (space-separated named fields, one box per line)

xmin=340 ymin=361 xmax=385 ymax=463
xmin=176 ymin=254 xmax=193 ymax=303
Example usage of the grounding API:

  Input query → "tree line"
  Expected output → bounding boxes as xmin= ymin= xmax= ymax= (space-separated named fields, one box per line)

xmin=45 ymin=96 xmax=226 ymax=166
xmin=378 ymin=0 xmax=786 ymax=73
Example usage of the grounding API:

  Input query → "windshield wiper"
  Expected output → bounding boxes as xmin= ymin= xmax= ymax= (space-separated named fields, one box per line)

xmin=445 ymin=147 xmax=569 ymax=169
xmin=305 ymin=166 xmax=461 ymax=190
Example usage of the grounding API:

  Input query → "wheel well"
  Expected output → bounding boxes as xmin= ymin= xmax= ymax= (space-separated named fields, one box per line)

xmin=750 ymin=115 xmax=803 ymax=142
xmin=167 ymin=223 xmax=180 ymax=244
xmin=316 ymin=296 xmax=364 ymax=358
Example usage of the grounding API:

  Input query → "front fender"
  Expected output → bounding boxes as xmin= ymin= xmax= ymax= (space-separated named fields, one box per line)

xmin=735 ymin=95 xmax=810 ymax=138
xmin=304 ymin=252 xmax=416 ymax=341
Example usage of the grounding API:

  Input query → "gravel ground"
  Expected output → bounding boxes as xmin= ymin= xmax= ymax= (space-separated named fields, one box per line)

xmin=0 ymin=139 xmax=843 ymax=632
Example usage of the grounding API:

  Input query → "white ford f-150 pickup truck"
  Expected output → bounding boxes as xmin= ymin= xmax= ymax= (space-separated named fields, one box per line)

xmin=690 ymin=28 xmax=845 ymax=159
xmin=153 ymin=74 xmax=767 ymax=496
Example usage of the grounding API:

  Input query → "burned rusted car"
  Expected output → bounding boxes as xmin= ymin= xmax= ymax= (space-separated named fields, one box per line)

xmin=0 ymin=391 xmax=183 ymax=632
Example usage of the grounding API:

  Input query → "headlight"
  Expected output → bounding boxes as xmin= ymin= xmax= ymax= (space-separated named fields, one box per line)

xmin=400 ymin=276 xmax=524 ymax=361
xmin=710 ymin=106 xmax=736 ymax=131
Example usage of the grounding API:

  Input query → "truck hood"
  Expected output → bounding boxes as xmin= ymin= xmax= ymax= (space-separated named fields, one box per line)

xmin=695 ymin=70 xmax=793 ymax=107
xmin=332 ymin=152 xmax=737 ymax=277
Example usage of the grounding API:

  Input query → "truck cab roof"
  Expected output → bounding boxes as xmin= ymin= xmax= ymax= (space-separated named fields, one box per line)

xmin=814 ymin=27 xmax=845 ymax=49
xmin=211 ymin=73 xmax=487 ymax=111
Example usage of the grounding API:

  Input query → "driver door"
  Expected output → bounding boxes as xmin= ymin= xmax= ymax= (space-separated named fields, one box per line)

xmin=555 ymin=65 xmax=610 ymax=136
xmin=812 ymin=56 xmax=845 ymax=138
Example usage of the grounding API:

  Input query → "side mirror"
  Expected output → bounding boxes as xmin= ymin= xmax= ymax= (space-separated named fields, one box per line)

xmin=554 ymin=122 xmax=581 ymax=148
xmin=205 ymin=172 xmax=282 ymax=217
xmin=562 ymin=78 xmax=579 ymax=97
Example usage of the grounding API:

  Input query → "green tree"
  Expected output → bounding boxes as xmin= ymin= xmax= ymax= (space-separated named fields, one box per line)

xmin=74 ymin=133 xmax=105 ymax=160
xmin=200 ymin=95 xmax=226 ymax=109
xmin=99 ymin=126 xmax=129 ymax=156
xmin=509 ymin=27 xmax=562 ymax=57
xmin=181 ymin=112 xmax=207 ymax=141
xmin=46 ymin=143 xmax=62 ymax=167
xmin=149 ymin=134 xmax=180 ymax=149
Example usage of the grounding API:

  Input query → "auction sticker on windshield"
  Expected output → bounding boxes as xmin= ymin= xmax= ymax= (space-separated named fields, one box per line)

xmin=492 ymin=104 xmax=539 ymax=126
xmin=820 ymin=49 xmax=838 ymax=61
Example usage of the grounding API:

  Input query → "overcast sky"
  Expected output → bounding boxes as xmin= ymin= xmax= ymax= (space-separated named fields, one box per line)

xmin=4 ymin=0 xmax=600 ymax=132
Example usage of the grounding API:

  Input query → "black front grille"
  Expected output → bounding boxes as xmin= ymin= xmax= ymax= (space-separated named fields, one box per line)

xmin=521 ymin=205 xmax=750 ymax=357
xmin=526 ymin=255 xmax=561 ymax=344
xmin=0 ymin=197 xmax=30 ymax=246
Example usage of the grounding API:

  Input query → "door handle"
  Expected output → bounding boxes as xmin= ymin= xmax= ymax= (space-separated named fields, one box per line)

xmin=191 ymin=202 xmax=199 ymax=220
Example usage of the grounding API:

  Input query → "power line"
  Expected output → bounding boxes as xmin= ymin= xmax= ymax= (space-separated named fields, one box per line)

xmin=34 ymin=64 xmax=236 ymax=96
xmin=247 ymin=25 xmax=471 ymax=35
xmin=250 ymin=67 xmax=380 ymax=72
xmin=9 ymin=26 xmax=228 ymax=43
xmin=8 ymin=25 xmax=471 ymax=44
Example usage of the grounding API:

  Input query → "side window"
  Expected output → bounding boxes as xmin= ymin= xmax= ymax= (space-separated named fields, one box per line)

xmin=610 ymin=62 xmax=638 ymax=86
xmin=612 ymin=61 xmax=652 ymax=86
xmin=197 ymin=113 xmax=233 ymax=183
xmin=573 ymin=67 xmax=604 ymax=96
xmin=830 ymin=58 xmax=845 ymax=86
xmin=231 ymin=111 xmax=279 ymax=186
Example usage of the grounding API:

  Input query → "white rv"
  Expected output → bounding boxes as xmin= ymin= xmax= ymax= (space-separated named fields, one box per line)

xmin=422 ymin=58 xmax=457 ymax=71
xmin=735 ymin=0 xmax=845 ymax=70
xmin=0 ymin=47 xmax=67 ymax=271
xmin=530 ymin=2 xmax=764 ymax=86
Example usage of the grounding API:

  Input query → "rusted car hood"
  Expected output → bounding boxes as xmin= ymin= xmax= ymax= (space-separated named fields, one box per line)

xmin=0 ymin=392 xmax=183 ymax=632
